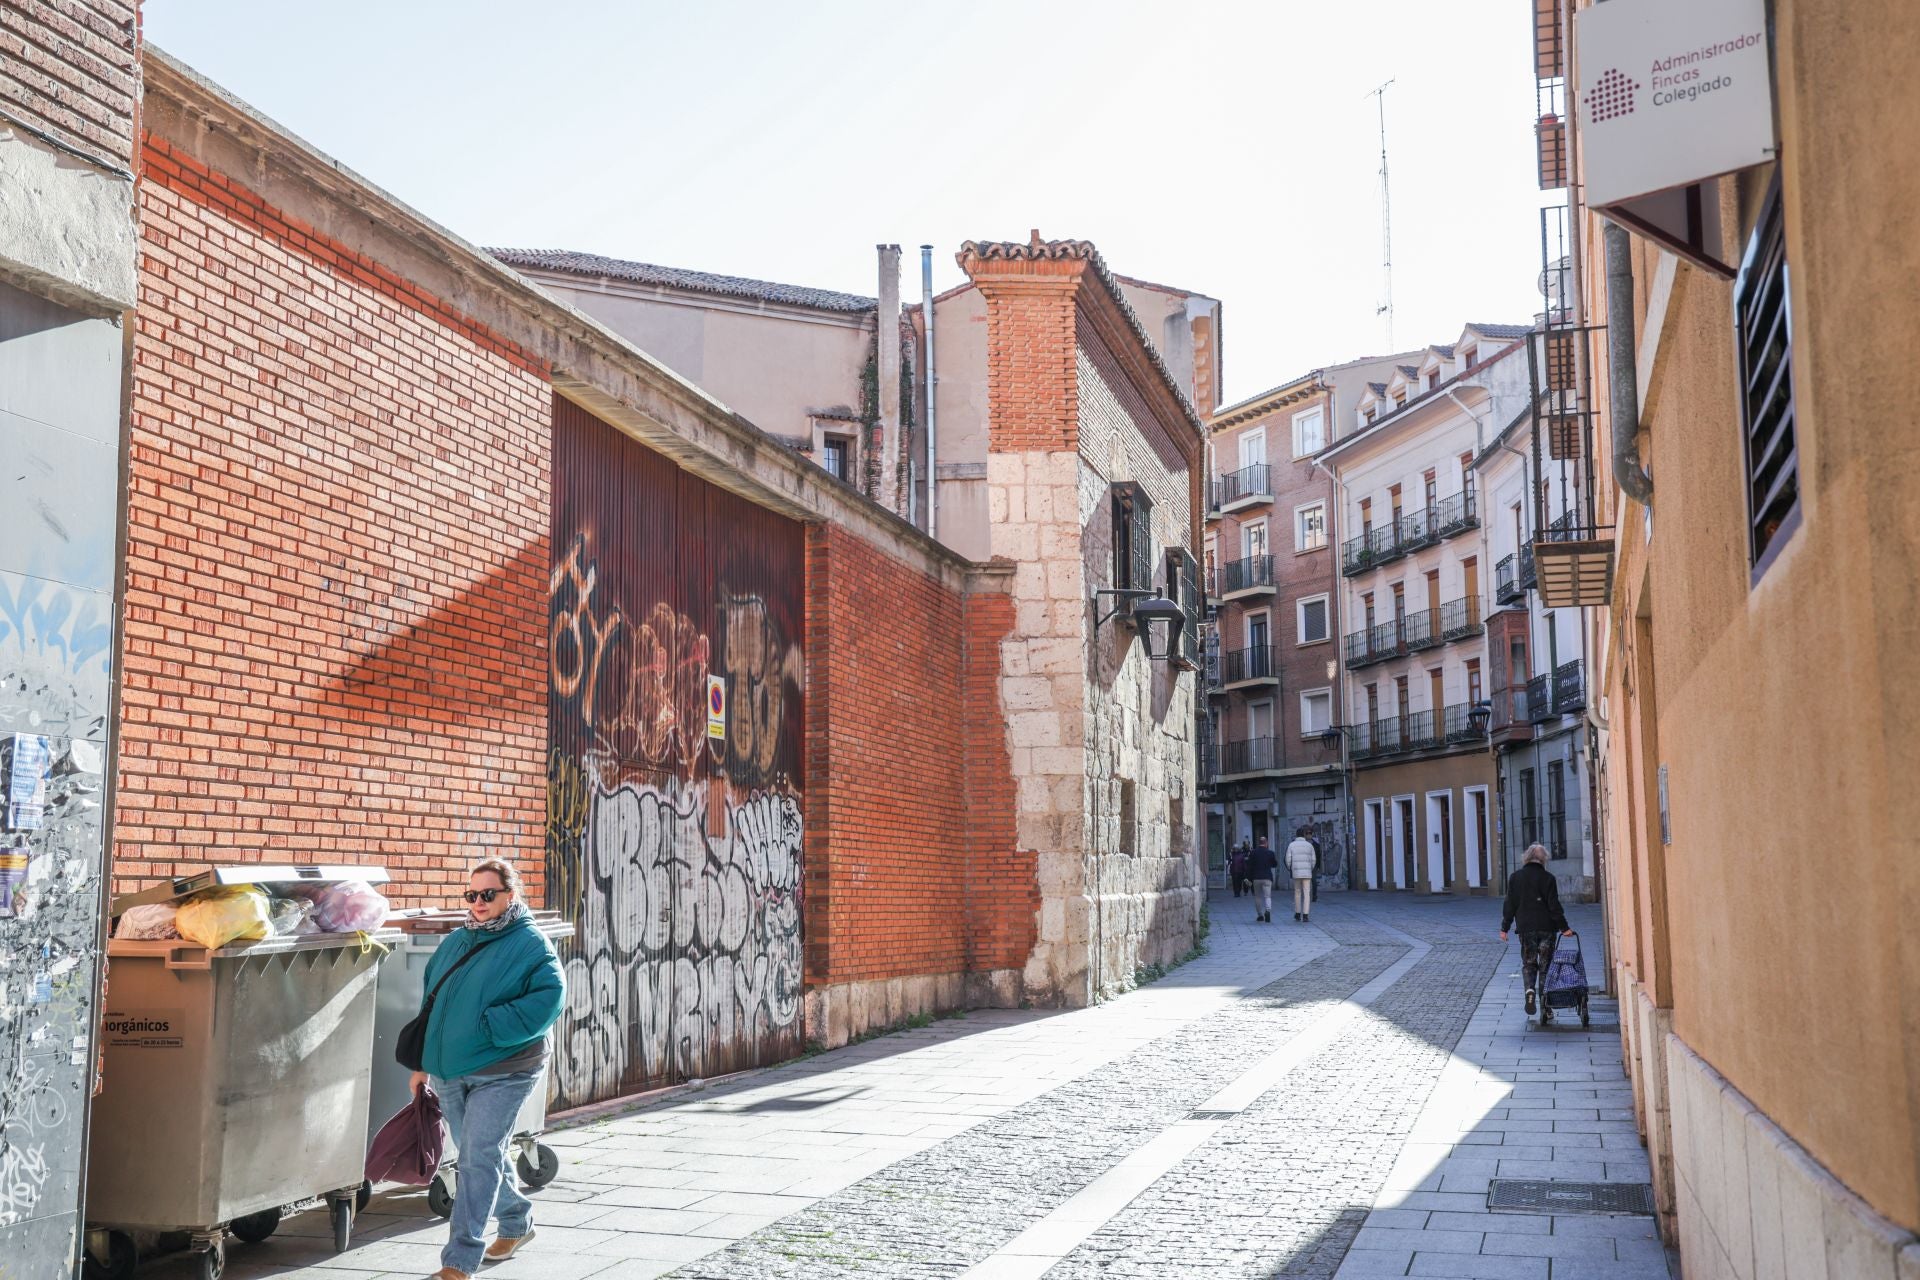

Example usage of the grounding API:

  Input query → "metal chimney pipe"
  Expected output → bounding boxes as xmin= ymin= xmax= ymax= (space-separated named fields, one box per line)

xmin=921 ymin=244 xmax=938 ymax=541
xmin=1604 ymin=221 xmax=1654 ymax=506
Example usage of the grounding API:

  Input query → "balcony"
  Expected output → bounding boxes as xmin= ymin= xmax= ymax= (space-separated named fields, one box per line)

xmin=1402 ymin=608 xmax=1440 ymax=653
xmin=1341 ymin=524 xmax=1403 ymax=576
xmin=1552 ymin=659 xmax=1585 ymax=715
xmin=1495 ymin=546 xmax=1536 ymax=604
xmin=1210 ymin=463 xmax=1273 ymax=517
xmin=1489 ymin=686 xmax=1534 ymax=743
xmin=1433 ymin=490 xmax=1480 ymax=539
xmin=1437 ymin=597 xmax=1483 ymax=642
xmin=1396 ymin=506 xmax=1438 ymax=553
xmin=1403 ymin=709 xmax=1440 ymax=752
xmin=1527 ymin=673 xmax=1553 ymax=724
xmin=1219 ymin=737 xmax=1283 ymax=777
xmin=1218 ymin=554 xmax=1276 ymax=600
xmin=1343 ymin=619 xmax=1404 ymax=670
xmin=1442 ymin=702 xmax=1488 ymax=745
xmin=1220 ymin=645 xmax=1281 ymax=689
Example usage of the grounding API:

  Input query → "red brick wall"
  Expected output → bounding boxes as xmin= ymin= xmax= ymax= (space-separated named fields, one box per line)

xmin=974 ymin=273 xmax=1082 ymax=453
xmin=803 ymin=525 xmax=1030 ymax=984
xmin=1 ymin=0 xmax=139 ymax=167
xmin=119 ymin=134 xmax=551 ymax=906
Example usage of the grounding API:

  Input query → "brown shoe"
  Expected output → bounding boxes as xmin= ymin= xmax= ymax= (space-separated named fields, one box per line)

xmin=483 ymin=1231 xmax=535 ymax=1263
xmin=430 ymin=1270 xmax=471 ymax=1280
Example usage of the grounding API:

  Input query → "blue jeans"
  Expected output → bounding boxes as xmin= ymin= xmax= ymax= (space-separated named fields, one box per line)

xmin=432 ymin=1068 xmax=541 ymax=1273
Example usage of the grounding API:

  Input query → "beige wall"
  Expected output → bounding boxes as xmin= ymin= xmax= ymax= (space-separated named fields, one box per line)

xmin=522 ymin=272 xmax=874 ymax=443
xmin=1352 ymin=751 xmax=1497 ymax=893
xmin=931 ymin=285 xmax=992 ymax=561
xmin=1583 ymin=0 xmax=1920 ymax=1247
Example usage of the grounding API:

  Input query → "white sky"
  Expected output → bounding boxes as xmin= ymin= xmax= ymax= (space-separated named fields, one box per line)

xmin=144 ymin=0 xmax=1553 ymax=408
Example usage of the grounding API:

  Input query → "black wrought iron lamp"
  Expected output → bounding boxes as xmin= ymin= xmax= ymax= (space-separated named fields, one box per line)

xmin=1467 ymin=699 xmax=1493 ymax=737
xmin=1092 ymin=589 xmax=1186 ymax=662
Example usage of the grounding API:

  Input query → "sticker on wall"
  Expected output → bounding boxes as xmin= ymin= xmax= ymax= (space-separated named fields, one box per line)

xmin=707 ymin=675 xmax=727 ymax=741
xmin=0 ymin=844 xmax=28 ymax=918
xmin=5 ymin=732 xmax=51 ymax=830
xmin=1656 ymin=764 xmax=1671 ymax=845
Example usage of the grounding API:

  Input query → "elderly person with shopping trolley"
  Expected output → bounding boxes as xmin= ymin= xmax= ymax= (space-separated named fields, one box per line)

xmin=402 ymin=859 xmax=564 ymax=1280
xmin=1499 ymin=843 xmax=1575 ymax=1023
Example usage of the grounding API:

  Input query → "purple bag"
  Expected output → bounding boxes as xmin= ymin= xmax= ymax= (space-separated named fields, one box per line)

xmin=365 ymin=1084 xmax=444 ymax=1186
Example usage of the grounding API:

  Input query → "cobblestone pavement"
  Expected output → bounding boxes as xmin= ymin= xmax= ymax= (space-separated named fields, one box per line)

xmin=153 ymin=891 xmax=1669 ymax=1280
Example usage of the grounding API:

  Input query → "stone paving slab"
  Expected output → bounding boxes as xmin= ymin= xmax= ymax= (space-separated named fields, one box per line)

xmin=121 ymin=892 xmax=1674 ymax=1280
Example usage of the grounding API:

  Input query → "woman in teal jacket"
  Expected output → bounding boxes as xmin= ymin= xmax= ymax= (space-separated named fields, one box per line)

xmin=408 ymin=859 xmax=564 ymax=1280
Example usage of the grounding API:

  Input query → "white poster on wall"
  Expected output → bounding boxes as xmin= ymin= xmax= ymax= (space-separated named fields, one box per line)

xmin=1576 ymin=0 xmax=1776 ymax=207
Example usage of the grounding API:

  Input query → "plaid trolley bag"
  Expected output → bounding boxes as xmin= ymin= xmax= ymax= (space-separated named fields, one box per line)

xmin=1541 ymin=930 xmax=1591 ymax=1027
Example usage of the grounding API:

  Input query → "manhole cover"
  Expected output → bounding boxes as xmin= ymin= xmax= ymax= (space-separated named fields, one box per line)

xmin=1488 ymin=1180 xmax=1656 ymax=1216
xmin=1187 ymin=1110 xmax=1239 ymax=1120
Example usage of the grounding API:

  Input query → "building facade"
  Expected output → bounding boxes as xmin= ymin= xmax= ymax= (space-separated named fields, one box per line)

xmin=1540 ymin=0 xmax=1920 ymax=1273
xmin=1199 ymin=355 xmax=1411 ymax=887
xmin=0 ymin=2 xmax=141 ymax=1272
xmin=1318 ymin=327 xmax=1533 ymax=894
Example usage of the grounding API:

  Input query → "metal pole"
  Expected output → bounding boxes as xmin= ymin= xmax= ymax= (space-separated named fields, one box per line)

xmin=921 ymin=245 xmax=938 ymax=540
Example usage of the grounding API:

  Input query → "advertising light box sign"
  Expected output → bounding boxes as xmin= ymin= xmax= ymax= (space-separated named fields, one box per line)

xmin=1576 ymin=0 xmax=1776 ymax=207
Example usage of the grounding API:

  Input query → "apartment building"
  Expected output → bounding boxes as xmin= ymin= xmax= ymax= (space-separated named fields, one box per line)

xmin=1199 ymin=356 xmax=1409 ymax=885
xmin=1318 ymin=326 xmax=1533 ymax=893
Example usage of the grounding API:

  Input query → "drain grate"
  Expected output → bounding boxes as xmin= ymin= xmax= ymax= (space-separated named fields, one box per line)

xmin=1186 ymin=1110 xmax=1240 ymax=1120
xmin=1489 ymin=1179 xmax=1656 ymax=1216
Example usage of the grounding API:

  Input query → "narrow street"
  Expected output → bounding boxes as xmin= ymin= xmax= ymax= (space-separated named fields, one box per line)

xmin=156 ymin=891 xmax=1669 ymax=1280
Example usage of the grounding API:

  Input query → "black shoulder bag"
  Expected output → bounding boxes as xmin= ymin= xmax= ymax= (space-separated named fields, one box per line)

xmin=395 ymin=940 xmax=487 ymax=1071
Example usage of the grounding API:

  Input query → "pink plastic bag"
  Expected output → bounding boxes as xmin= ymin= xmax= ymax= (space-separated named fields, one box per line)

xmin=311 ymin=880 xmax=391 ymax=933
xmin=365 ymin=1084 xmax=444 ymax=1186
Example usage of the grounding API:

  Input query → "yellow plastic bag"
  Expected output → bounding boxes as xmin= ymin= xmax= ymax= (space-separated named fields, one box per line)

xmin=174 ymin=886 xmax=272 ymax=950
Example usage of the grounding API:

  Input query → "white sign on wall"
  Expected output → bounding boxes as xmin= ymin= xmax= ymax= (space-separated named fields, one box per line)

xmin=1576 ymin=0 xmax=1776 ymax=208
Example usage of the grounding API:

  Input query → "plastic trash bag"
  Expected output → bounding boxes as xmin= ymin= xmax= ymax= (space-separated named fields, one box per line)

xmin=311 ymin=880 xmax=391 ymax=934
xmin=265 ymin=897 xmax=313 ymax=936
xmin=175 ymin=886 xmax=272 ymax=950
xmin=116 ymin=903 xmax=181 ymax=940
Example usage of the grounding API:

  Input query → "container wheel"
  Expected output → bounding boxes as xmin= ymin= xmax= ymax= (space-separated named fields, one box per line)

xmin=1580 ymin=1001 xmax=1592 ymax=1029
xmin=82 ymin=1230 xmax=138 ymax=1280
xmin=516 ymin=1143 xmax=561 ymax=1189
xmin=196 ymin=1239 xmax=225 ymax=1280
xmin=426 ymin=1171 xmax=456 ymax=1219
xmin=355 ymin=1182 xmax=371 ymax=1214
xmin=330 ymin=1196 xmax=353 ymax=1252
xmin=230 ymin=1207 xmax=282 ymax=1243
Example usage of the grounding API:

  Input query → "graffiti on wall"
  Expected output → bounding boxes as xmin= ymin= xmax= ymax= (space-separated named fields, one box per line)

xmin=546 ymin=400 xmax=806 ymax=1108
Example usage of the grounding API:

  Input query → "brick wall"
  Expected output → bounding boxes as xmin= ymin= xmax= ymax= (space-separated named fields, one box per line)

xmin=978 ymin=274 xmax=1080 ymax=453
xmin=0 ymin=0 xmax=139 ymax=167
xmin=805 ymin=524 xmax=1028 ymax=985
xmin=119 ymin=134 xmax=551 ymax=906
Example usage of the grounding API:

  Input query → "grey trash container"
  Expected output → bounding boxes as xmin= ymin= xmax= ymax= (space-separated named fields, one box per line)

xmin=366 ymin=909 xmax=575 ymax=1216
xmin=84 ymin=866 xmax=400 ymax=1280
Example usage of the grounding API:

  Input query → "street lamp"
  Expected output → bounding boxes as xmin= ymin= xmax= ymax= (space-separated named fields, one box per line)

xmin=1091 ymin=589 xmax=1187 ymax=662
xmin=1467 ymin=699 xmax=1493 ymax=738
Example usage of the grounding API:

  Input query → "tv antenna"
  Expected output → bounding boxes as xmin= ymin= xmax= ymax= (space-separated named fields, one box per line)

xmin=1369 ymin=79 xmax=1396 ymax=349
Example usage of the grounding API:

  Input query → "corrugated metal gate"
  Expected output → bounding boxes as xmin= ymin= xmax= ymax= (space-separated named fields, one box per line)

xmin=546 ymin=396 xmax=806 ymax=1109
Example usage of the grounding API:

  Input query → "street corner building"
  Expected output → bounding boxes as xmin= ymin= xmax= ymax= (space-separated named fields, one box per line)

xmin=0 ymin=0 xmax=141 ymax=1270
xmin=31 ymin=43 xmax=1213 ymax=1167
xmin=1535 ymin=0 xmax=1920 ymax=1276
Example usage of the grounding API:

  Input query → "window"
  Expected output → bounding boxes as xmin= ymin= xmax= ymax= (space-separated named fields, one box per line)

xmin=1509 ymin=636 xmax=1530 ymax=687
xmin=1359 ymin=497 xmax=1373 ymax=535
xmin=1247 ymin=610 xmax=1270 ymax=651
xmin=1297 ymin=595 xmax=1330 ymax=645
xmin=1295 ymin=502 xmax=1327 ymax=552
xmin=1393 ymin=389 xmax=1408 ymax=407
xmin=1467 ymin=658 xmax=1482 ymax=704
xmin=1395 ymin=676 xmax=1410 ymax=720
xmin=822 ymin=436 xmax=850 ymax=482
xmin=1426 ymin=369 xmax=1439 ymax=390
xmin=1390 ymin=582 xmax=1405 ymax=622
xmin=1460 ymin=345 xmax=1477 ymax=369
xmin=1362 ymin=592 xmax=1376 ymax=630
xmin=1242 ymin=520 xmax=1268 ymax=560
xmin=1300 ymin=688 xmax=1332 ymax=737
xmin=1237 ymin=426 xmax=1266 ymax=472
xmin=1292 ymin=407 xmax=1326 ymax=457
xmin=1365 ymin=683 xmax=1379 ymax=724
xmin=1111 ymin=482 xmax=1154 ymax=591
xmin=1520 ymin=767 xmax=1538 ymax=846
xmin=1736 ymin=177 xmax=1798 ymax=568
xmin=1423 ymin=469 xmax=1437 ymax=509
xmin=1546 ymin=761 xmax=1568 ymax=858
xmin=1389 ymin=484 xmax=1403 ymax=524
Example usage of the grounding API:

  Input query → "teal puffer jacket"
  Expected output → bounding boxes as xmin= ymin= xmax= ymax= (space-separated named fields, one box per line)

xmin=419 ymin=912 xmax=565 ymax=1081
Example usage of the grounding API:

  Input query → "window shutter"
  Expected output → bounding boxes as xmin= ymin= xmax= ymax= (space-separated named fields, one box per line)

xmin=1301 ymin=597 xmax=1328 ymax=644
xmin=1736 ymin=179 xmax=1798 ymax=566
xmin=1164 ymin=547 xmax=1200 ymax=669
xmin=1110 ymin=481 xmax=1154 ymax=592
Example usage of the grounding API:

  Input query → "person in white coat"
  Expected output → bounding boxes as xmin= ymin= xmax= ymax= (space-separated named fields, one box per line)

xmin=1285 ymin=828 xmax=1319 ymax=922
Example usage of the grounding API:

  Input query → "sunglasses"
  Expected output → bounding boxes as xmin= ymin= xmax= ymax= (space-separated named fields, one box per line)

xmin=463 ymin=888 xmax=511 ymax=904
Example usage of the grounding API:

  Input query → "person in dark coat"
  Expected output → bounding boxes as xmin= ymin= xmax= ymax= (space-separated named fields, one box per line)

xmin=1246 ymin=837 xmax=1280 ymax=923
xmin=1500 ymin=843 xmax=1573 ymax=1020
xmin=1229 ymin=844 xmax=1249 ymax=897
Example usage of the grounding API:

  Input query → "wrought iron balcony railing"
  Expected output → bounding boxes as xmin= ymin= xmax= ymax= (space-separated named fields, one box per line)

xmin=1341 ymin=523 xmax=1404 ymax=576
xmin=1221 ymin=737 xmax=1283 ymax=775
xmin=1442 ymin=701 xmax=1487 ymax=744
xmin=1527 ymin=673 xmax=1553 ymax=724
xmin=1552 ymin=659 xmax=1585 ymax=715
xmin=1219 ymin=554 xmax=1276 ymax=595
xmin=1403 ymin=608 xmax=1440 ymax=653
xmin=1221 ymin=645 xmax=1281 ymax=685
xmin=1433 ymin=490 xmax=1480 ymax=538
xmin=1495 ymin=546 xmax=1535 ymax=604
xmin=1397 ymin=505 xmax=1437 ymax=553
xmin=1437 ymin=597 xmax=1483 ymax=642
xmin=1211 ymin=463 xmax=1273 ymax=512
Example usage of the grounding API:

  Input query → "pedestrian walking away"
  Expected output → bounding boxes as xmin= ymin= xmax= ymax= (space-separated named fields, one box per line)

xmin=1286 ymin=828 xmax=1318 ymax=922
xmin=408 ymin=860 xmax=565 ymax=1280
xmin=1499 ymin=843 xmax=1573 ymax=1021
xmin=1246 ymin=837 xmax=1279 ymax=922
xmin=1229 ymin=843 xmax=1249 ymax=897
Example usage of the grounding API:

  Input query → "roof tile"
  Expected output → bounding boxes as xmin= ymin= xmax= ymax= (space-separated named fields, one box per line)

xmin=490 ymin=248 xmax=877 ymax=313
